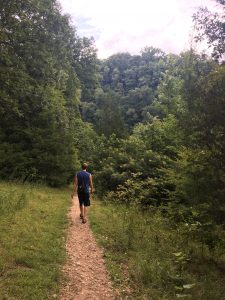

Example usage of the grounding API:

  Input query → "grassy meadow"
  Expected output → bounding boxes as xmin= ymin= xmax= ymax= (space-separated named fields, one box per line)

xmin=1 ymin=181 xmax=225 ymax=300
xmin=0 ymin=181 xmax=70 ymax=300
xmin=89 ymin=199 xmax=225 ymax=300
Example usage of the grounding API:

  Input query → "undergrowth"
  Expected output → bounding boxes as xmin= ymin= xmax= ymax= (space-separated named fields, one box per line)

xmin=89 ymin=199 xmax=225 ymax=300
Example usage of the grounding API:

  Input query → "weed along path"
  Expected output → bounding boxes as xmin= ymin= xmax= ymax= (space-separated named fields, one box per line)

xmin=60 ymin=196 xmax=114 ymax=300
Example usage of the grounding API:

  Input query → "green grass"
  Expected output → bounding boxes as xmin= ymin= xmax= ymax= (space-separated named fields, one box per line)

xmin=89 ymin=199 xmax=225 ymax=300
xmin=0 ymin=181 xmax=70 ymax=300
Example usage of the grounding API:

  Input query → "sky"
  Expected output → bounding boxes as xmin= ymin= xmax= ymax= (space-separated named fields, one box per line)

xmin=59 ymin=0 xmax=218 ymax=59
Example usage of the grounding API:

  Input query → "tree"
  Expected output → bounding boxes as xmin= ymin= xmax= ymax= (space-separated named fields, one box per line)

xmin=193 ymin=0 xmax=225 ymax=61
xmin=96 ymin=48 xmax=167 ymax=129
xmin=72 ymin=36 xmax=100 ymax=103
xmin=94 ymin=91 xmax=127 ymax=138
xmin=0 ymin=0 xmax=97 ymax=185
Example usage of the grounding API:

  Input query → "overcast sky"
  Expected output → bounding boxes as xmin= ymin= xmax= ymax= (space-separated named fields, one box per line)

xmin=59 ymin=0 xmax=217 ymax=58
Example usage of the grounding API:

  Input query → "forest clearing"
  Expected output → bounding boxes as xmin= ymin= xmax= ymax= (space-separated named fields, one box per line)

xmin=1 ymin=183 xmax=225 ymax=299
xmin=0 ymin=0 xmax=225 ymax=299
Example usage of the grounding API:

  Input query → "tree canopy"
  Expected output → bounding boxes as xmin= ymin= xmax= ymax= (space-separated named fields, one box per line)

xmin=0 ymin=0 xmax=97 ymax=185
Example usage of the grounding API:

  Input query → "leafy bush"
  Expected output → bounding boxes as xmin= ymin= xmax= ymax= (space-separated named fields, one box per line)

xmin=90 ymin=199 xmax=225 ymax=299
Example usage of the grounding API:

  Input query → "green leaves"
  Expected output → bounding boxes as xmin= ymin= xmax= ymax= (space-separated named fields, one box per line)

xmin=193 ymin=2 xmax=225 ymax=61
xmin=0 ymin=0 xmax=97 ymax=185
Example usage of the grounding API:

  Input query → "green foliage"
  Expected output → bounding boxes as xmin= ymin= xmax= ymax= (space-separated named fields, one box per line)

xmin=91 ymin=134 xmax=127 ymax=194
xmin=152 ymin=54 xmax=185 ymax=118
xmin=73 ymin=36 xmax=99 ymax=103
xmin=94 ymin=90 xmax=127 ymax=137
xmin=81 ymin=47 xmax=167 ymax=129
xmin=193 ymin=1 xmax=225 ymax=61
xmin=93 ymin=115 xmax=181 ymax=205
xmin=1 ymin=1 xmax=225 ymax=297
xmin=90 ymin=199 xmax=225 ymax=299
xmin=0 ymin=182 xmax=70 ymax=300
xmin=107 ymin=175 xmax=163 ymax=206
xmin=172 ymin=61 xmax=225 ymax=223
xmin=90 ymin=46 xmax=225 ymax=299
xmin=0 ymin=0 xmax=99 ymax=185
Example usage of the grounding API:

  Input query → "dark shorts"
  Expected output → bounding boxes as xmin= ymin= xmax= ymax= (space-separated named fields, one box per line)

xmin=78 ymin=192 xmax=90 ymax=207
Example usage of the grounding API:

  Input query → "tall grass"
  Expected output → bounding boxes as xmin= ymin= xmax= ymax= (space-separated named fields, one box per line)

xmin=0 ymin=188 xmax=28 ymax=215
xmin=0 ymin=182 xmax=70 ymax=300
xmin=89 ymin=200 xmax=225 ymax=299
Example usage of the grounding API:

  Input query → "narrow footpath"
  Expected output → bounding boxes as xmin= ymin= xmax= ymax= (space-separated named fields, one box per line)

xmin=60 ymin=196 xmax=114 ymax=300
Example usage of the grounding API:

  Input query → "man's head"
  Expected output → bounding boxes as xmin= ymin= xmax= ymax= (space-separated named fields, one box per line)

xmin=82 ymin=163 xmax=88 ymax=170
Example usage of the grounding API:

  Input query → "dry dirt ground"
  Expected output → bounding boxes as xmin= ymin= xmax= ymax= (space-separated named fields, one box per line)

xmin=60 ymin=196 xmax=115 ymax=300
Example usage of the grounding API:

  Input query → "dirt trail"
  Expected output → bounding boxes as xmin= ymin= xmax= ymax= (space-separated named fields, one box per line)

xmin=60 ymin=196 xmax=114 ymax=300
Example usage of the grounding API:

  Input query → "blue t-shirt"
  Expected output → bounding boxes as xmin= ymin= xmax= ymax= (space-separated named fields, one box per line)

xmin=76 ymin=170 xmax=91 ymax=194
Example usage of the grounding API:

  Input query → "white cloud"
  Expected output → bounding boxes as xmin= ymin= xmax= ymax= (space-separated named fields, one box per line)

xmin=59 ymin=0 xmax=218 ymax=58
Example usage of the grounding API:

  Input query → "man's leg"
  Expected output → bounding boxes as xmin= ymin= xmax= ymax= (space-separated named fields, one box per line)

xmin=81 ymin=204 xmax=85 ymax=219
xmin=82 ymin=193 xmax=90 ymax=223
xmin=79 ymin=205 xmax=83 ymax=218
xmin=78 ymin=193 xmax=85 ymax=219
xmin=83 ymin=206 xmax=87 ymax=222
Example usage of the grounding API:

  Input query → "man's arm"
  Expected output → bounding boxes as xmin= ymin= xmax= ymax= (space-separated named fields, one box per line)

xmin=89 ymin=174 xmax=93 ymax=193
xmin=71 ymin=175 xmax=77 ymax=198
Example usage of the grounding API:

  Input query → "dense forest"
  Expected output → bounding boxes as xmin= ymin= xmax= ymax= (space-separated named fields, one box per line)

xmin=0 ymin=0 xmax=225 ymax=298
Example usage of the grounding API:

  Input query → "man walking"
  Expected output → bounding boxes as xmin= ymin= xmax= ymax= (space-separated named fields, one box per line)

xmin=72 ymin=163 xmax=93 ymax=224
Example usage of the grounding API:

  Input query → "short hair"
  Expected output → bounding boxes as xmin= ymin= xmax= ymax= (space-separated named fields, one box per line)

xmin=82 ymin=163 xmax=88 ymax=170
